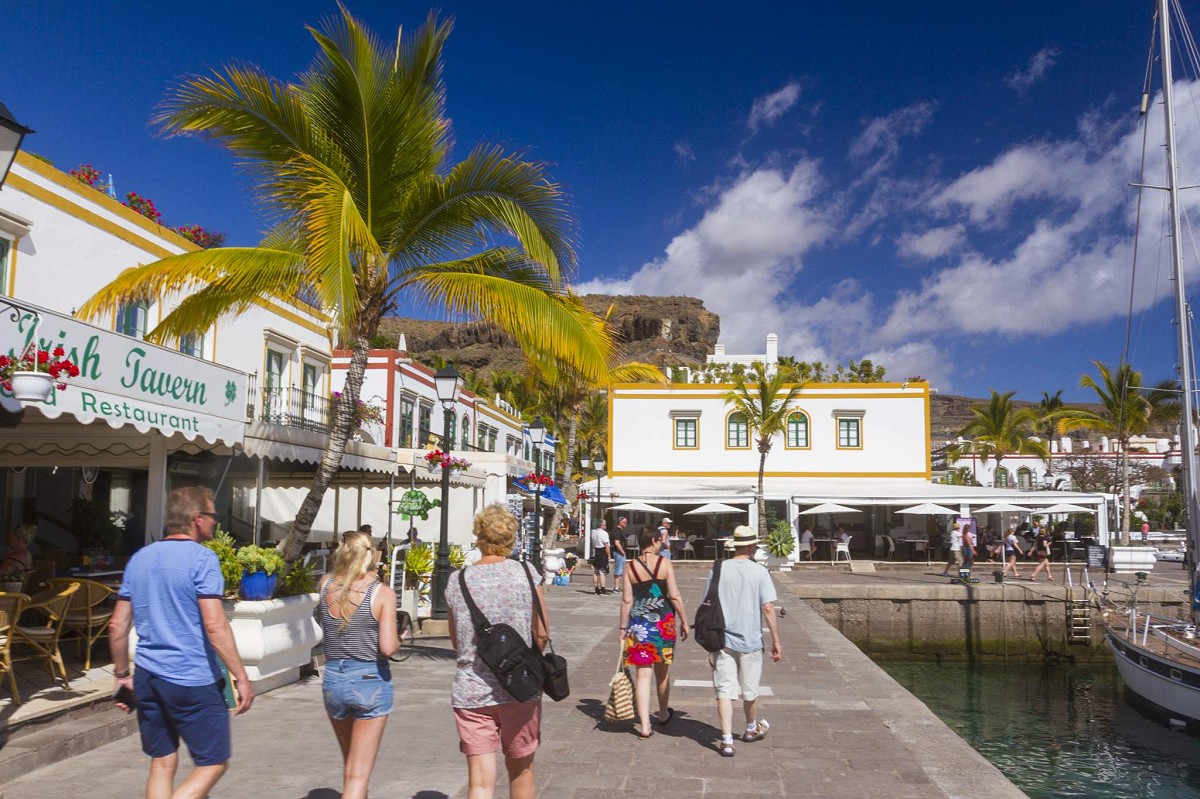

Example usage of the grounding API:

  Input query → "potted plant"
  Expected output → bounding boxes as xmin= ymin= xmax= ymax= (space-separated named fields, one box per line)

xmin=765 ymin=521 xmax=796 ymax=569
xmin=0 ymin=569 xmax=27 ymax=593
xmin=236 ymin=544 xmax=287 ymax=600
xmin=0 ymin=345 xmax=81 ymax=402
xmin=423 ymin=449 xmax=471 ymax=472
xmin=405 ymin=543 xmax=435 ymax=618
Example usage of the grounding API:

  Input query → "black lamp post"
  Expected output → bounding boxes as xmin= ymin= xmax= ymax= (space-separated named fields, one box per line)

xmin=528 ymin=420 xmax=546 ymax=573
xmin=431 ymin=365 xmax=461 ymax=620
xmin=579 ymin=456 xmax=606 ymax=558
xmin=0 ymin=102 xmax=33 ymax=189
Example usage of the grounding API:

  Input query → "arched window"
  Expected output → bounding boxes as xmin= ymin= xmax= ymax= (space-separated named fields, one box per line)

xmin=786 ymin=412 xmax=810 ymax=448
xmin=994 ymin=467 xmax=1011 ymax=488
xmin=448 ymin=413 xmax=456 ymax=446
xmin=461 ymin=415 xmax=471 ymax=449
xmin=1016 ymin=467 xmax=1033 ymax=490
xmin=726 ymin=412 xmax=749 ymax=449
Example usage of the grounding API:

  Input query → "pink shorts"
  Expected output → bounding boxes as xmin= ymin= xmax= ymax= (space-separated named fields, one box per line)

xmin=453 ymin=701 xmax=541 ymax=757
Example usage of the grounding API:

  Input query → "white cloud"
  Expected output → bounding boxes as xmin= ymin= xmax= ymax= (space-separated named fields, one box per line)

xmin=895 ymin=224 xmax=967 ymax=261
xmin=1006 ymin=46 xmax=1063 ymax=94
xmin=862 ymin=341 xmax=954 ymax=391
xmin=748 ymin=80 xmax=801 ymax=133
xmin=674 ymin=140 xmax=696 ymax=164
xmin=848 ymin=101 xmax=937 ymax=181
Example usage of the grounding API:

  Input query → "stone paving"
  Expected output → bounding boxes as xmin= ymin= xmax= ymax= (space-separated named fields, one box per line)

xmin=0 ymin=566 xmax=1028 ymax=798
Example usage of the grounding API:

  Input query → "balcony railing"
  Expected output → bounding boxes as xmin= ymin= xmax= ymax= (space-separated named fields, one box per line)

xmin=246 ymin=373 xmax=332 ymax=434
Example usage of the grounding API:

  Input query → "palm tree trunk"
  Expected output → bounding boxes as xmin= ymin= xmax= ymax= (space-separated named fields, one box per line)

xmin=279 ymin=330 xmax=372 ymax=562
xmin=545 ymin=410 xmax=579 ymax=551
xmin=756 ymin=443 xmax=768 ymax=532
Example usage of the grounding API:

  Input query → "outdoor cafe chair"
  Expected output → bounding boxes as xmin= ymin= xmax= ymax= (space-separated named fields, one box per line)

xmin=683 ymin=535 xmax=698 ymax=559
xmin=47 ymin=577 xmax=114 ymax=671
xmin=0 ymin=591 xmax=30 ymax=704
xmin=834 ymin=540 xmax=852 ymax=563
xmin=14 ymin=581 xmax=79 ymax=690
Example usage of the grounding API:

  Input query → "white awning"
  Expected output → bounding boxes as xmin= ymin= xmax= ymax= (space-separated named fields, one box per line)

xmin=578 ymin=475 xmax=1108 ymax=510
xmin=1 ymin=297 xmax=247 ymax=447
xmin=242 ymin=423 xmax=402 ymax=475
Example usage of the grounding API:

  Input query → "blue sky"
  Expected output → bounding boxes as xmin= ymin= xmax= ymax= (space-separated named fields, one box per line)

xmin=4 ymin=1 xmax=1198 ymax=401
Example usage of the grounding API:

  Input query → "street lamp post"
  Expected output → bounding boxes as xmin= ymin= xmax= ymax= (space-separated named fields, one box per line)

xmin=580 ymin=458 xmax=606 ymax=560
xmin=528 ymin=420 xmax=546 ymax=573
xmin=431 ymin=365 xmax=461 ymax=620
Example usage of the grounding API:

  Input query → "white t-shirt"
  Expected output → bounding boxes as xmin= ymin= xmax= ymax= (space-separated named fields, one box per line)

xmin=704 ymin=558 xmax=777 ymax=653
xmin=949 ymin=527 xmax=963 ymax=552
xmin=800 ymin=529 xmax=814 ymax=551
xmin=590 ymin=527 xmax=610 ymax=551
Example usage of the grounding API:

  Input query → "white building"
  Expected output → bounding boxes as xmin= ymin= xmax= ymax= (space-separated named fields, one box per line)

xmin=0 ymin=150 xmax=399 ymax=551
xmin=583 ymin=369 xmax=1112 ymax=558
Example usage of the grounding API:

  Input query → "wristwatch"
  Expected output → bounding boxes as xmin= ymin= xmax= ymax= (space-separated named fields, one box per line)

xmin=114 ymin=669 xmax=131 ymax=678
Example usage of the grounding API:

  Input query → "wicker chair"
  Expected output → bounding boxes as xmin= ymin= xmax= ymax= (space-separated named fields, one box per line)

xmin=0 ymin=591 xmax=30 ymax=704
xmin=47 ymin=578 xmax=115 ymax=671
xmin=14 ymin=581 xmax=79 ymax=690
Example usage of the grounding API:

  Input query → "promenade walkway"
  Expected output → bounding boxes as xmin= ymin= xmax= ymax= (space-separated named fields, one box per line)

xmin=0 ymin=566 xmax=1026 ymax=798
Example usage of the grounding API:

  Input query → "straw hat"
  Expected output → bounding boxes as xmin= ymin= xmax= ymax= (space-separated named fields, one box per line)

xmin=731 ymin=525 xmax=759 ymax=547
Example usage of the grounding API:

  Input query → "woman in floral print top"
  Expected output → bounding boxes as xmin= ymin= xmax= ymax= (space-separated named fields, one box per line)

xmin=619 ymin=525 xmax=689 ymax=738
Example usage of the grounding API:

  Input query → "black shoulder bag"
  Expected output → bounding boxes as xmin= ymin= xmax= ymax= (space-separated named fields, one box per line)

xmin=458 ymin=568 xmax=544 ymax=702
xmin=693 ymin=557 xmax=727 ymax=652
xmin=523 ymin=565 xmax=570 ymax=701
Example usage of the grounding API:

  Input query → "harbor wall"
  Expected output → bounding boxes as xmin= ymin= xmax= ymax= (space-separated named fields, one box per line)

xmin=779 ymin=575 xmax=1188 ymax=661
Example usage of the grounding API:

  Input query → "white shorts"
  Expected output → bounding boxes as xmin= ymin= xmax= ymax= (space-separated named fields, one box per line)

xmin=709 ymin=648 xmax=763 ymax=701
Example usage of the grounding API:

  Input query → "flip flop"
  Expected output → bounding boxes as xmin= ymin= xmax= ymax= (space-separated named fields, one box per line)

xmin=654 ymin=707 xmax=674 ymax=725
xmin=636 ymin=728 xmax=654 ymax=739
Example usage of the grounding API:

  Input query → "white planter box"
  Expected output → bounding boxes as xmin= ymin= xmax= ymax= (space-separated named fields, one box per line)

xmin=1110 ymin=545 xmax=1158 ymax=574
xmin=225 ymin=593 xmax=322 ymax=693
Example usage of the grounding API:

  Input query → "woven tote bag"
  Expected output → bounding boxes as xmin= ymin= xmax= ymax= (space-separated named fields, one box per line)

xmin=604 ymin=645 xmax=635 ymax=723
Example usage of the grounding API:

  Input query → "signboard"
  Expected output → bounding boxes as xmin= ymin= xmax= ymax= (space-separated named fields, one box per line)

xmin=394 ymin=489 xmax=437 ymax=521
xmin=1087 ymin=545 xmax=1106 ymax=569
xmin=0 ymin=299 xmax=247 ymax=445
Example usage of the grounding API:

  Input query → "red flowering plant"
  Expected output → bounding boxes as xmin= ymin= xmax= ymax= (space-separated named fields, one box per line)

xmin=124 ymin=192 xmax=162 ymax=224
xmin=424 ymin=449 xmax=471 ymax=471
xmin=524 ymin=472 xmax=555 ymax=488
xmin=0 ymin=346 xmax=81 ymax=392
xmin=332 ymin=391 xmax=385 ymax=427
xmin=70 ymin=164 xmax=102 ymax=188
xmin=175 ymin=224 xmax=227 ymax=249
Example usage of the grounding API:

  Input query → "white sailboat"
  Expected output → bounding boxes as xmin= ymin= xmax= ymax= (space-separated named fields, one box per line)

xmin=1102 ymin=0 xmax=1200 ymax=724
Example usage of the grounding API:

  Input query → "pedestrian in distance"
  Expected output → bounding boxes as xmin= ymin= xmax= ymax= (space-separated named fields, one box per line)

xmin=0 ymin=523 xmax=36 ymax=574
xmin=657 ymin=517 xmax=674 ymax=560
xmin=319 ymin=531 xmax=400 ymax=799
xmin=940 ymin=522 xmax=963 ymax=577
xmin=590 ymin=518 xmax=612 ymax=594
xmin=1002 ymin=524 xmax=1024 ymax=579
xmin=1029 ymin=527 xmax=1054 ymax=582
xmin=961 ymin=522 xmax=977 ymax=576
xmin=611 ymin=516 xmax=629 ymax=593
xmin=704 ymin=525 xmax=781 ymax=757
xmin=619 ymin=524 xmax=689 ymax=739
xmin=447 ymin=505 xmax=549 ymax=799
xmin=109 ymin=486 xmax=254 ymax=799
xmin=798 ymin=523 xmax=814 ymax=561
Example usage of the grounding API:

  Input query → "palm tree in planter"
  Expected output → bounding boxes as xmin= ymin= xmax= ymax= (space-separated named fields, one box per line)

xmin=1053 ymin=361 xmax=1178 ymax=545
xmin=946 ymin=390 xmax=1049 ymax=483
xmin=724 ymin=362 xmax=804 ymax=533
xmin=78 ymin=10 xmax=611 ymax=560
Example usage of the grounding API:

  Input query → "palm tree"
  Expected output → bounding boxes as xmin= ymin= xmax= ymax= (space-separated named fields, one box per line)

xmin=1036 ymin=390 xmax=1064 ymax=447
xmin=946 ymin=391 xmax=1049 ymax=481
xmin=1054 ymin=361 xmax=1178 ymax=545
xmin=77 ymin=10 xmax=610 ymax=560
xmin=724 ymin=362 xmax=804 ymax=532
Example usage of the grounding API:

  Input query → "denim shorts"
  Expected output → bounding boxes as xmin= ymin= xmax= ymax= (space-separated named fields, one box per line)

xmin=612 ymin=553 xmax=627 ymax=576
xmin=323 ymin=659 xmax=393 ymax=720
xmin=135 ymin=668 xmax=231 ymax=766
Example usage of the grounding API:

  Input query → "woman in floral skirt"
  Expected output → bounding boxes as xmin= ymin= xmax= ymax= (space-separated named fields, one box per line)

xmin=619 ymin=525 xmax=689 ymax=738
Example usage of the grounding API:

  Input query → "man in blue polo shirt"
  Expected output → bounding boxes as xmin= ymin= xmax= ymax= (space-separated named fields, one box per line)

xmin=109 ymin=485 xmax=254 ymax=799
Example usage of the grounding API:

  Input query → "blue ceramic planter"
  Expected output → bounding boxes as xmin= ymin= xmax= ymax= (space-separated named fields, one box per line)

xmin=240 ymin=570 xmax=278 ymax=601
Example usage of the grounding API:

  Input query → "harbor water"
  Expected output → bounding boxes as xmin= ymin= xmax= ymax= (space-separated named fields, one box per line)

xmin=879 ymin=661 xmax=1200 ymax=798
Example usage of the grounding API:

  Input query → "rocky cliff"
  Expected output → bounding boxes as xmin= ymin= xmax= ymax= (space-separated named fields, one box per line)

xmin=376 ymin=294 xmax=720 ymax=374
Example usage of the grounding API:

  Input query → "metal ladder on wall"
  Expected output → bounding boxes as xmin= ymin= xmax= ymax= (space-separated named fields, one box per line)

xmin=1065 ymin=568 xmax=1093 ymax=645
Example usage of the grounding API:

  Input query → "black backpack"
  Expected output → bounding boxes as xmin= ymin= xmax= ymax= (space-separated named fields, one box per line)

xmin=693 ymin=558 xmax=726 ymax=652
xmin=458 ymin=567 xmax=544 ymax=702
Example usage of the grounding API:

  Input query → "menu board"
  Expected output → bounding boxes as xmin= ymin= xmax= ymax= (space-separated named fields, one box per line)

xmin=1087 ymin=545 xmax=1106 ymax=569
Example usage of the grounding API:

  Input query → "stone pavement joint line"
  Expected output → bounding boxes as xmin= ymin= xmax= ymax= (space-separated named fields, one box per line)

xmin=0 ymin=571 xmax=1029 ymax=798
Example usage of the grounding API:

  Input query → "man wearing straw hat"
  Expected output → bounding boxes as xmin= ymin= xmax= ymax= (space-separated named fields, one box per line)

xmin=703 ymin=525 xmax=782 ymax=757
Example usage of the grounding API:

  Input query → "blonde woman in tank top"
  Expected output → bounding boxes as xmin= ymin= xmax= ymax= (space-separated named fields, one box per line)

xmin=319 ymin=531 xmax=399 ymax=799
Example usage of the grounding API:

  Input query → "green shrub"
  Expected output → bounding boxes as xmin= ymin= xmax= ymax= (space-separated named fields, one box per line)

xmin=449 ymin=545 xmax=466 ymax=569
xmin=765 ymin=521 xmax=796 ymax=559
xmin=405 ymin=543 xmax=435 ymax=579
xmin=236 ymin=544 xmax=287 ymax=576
xmin=280 ymin=559 xmax=318 ymax=596
xmin=203 ymin=530 xmax=241 ymax=594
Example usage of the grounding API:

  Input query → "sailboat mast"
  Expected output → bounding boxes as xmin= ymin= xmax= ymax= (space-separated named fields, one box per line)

xmin=1157 ymin=0 xmax=1200 ymax=621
